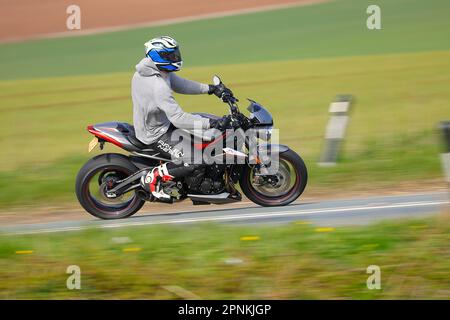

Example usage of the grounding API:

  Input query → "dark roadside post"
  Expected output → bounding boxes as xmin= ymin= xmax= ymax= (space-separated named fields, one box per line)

xmin=318 ymin=95 xmax=353 ymax=166
xmin=439 ymin=121 xmax=450 ymax=187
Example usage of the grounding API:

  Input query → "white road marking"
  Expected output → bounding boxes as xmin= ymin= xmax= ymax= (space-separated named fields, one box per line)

xmin=139 ymin=200 xmax=254 ymax=214
xmin=102 ymin=200 xmax=449 ymax=228
xmin=2 ymin=199 xmax=448 ymax=235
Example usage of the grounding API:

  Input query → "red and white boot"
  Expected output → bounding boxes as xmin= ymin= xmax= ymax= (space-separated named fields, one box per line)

xmin=141 ymin=163 xmax=174 ymax=201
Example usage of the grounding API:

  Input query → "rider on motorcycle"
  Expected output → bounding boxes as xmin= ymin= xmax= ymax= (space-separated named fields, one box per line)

xmin=132 ymin=36 xmax=232 ymax=201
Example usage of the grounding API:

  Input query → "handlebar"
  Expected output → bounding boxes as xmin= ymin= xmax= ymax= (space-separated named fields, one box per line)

xmin=225 ymin=96 xmax=239 ymax=116
xmin=220 ymin=87 xmax=238 ymax=113
xmin=214 ymin=75 xmax=251 ymax=129
xmin=225 ymin=96 xmax=251 ymax=130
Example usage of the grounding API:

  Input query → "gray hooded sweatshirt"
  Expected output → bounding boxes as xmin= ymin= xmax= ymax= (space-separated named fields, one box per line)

xmin=132 ymin=58 xmax=211 ymax=144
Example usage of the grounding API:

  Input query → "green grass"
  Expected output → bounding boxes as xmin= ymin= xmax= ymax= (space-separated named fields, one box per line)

xmin=0 ymin=215 xmax=449 ymax=299
xmin=1 ymin=51 xmax=449 ymax=207
xmin=0 ymin=0 xmax=449 ymax=79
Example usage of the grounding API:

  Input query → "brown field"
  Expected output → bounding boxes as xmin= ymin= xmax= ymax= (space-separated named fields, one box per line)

xmin=0 ymin=0 xmax=325 ymax=42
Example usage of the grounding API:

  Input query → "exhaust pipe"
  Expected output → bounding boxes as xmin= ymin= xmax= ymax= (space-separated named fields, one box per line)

xmin=188 ymin=192 xmax=241 ymax=204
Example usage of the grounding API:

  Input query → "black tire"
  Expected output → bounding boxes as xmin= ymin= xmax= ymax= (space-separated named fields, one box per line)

xmin=75 ymin=153 xmax=145 ymax=219
xmin=240 ymin=149 xmax=307 ymax=207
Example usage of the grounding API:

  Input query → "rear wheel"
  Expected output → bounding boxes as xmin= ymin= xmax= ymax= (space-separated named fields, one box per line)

xmin=239 ymin=149 xmax=307 ymax=206
xmin=75 ymin=153 xmax=145 ymax=219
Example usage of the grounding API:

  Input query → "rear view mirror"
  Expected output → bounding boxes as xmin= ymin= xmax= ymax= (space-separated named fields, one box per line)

xmin=212 ymin=75 xmax=222 ymax=86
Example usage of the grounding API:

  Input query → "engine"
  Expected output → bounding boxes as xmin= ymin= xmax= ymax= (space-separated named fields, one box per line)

xmin=185 ymin=165 xmax=225 ymax=194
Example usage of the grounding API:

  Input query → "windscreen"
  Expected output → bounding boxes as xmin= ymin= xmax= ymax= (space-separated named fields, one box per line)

xmin=247 ymin=100 xmax=273 ymax=126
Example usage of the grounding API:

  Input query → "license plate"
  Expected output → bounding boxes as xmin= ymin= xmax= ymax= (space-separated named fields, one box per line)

xmin=88 ymin=137 xmax=98 ymax=153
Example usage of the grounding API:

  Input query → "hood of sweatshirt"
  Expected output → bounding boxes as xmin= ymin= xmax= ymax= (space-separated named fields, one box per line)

xmin=135 ymin=58 xmax=162 ymax=77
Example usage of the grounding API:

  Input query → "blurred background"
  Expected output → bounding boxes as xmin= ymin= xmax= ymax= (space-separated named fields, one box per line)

xmin=0 ymin=0 xmax=449 ymax=299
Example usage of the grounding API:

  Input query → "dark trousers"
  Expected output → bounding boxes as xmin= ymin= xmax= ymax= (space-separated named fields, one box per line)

xmin=148 ymin=125 xmax=202 ymax=177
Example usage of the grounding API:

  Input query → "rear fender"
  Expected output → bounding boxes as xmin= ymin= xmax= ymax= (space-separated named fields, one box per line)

xmin=87 ymin=122 xmax=135 ymax=151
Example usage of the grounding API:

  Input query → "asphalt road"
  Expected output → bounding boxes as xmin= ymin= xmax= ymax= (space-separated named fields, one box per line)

xmin=1 ymin=192 xmax=448 ymax=235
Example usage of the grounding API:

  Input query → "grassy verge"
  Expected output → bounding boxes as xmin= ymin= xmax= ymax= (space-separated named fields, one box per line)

xmin=0 ymin=214 xmax=449 ymax=299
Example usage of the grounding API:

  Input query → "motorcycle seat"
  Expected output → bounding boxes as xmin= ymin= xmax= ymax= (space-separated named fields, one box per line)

xmin=117 ymin=115 xmax=221 ymax=149
xmin=114 ymin=123 xmax=151 ymax=149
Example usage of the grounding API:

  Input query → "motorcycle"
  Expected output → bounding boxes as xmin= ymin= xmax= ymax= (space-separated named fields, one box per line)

xmin=75 ymin=76 xmax=307 ymax=219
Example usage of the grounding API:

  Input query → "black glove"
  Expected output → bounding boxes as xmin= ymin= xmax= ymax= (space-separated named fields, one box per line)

xmin=208 ymin=84 xmax=233 ymax=101
xmin=209 ymin=115 xmax=231 ymax=131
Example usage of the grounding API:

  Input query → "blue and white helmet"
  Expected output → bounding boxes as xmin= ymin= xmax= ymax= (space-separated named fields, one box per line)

xmin=144 ymin=36 xmax=183 ymax=72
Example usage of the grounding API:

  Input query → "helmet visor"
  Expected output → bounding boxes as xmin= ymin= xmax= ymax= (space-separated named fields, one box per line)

xmin=159 ymin=47 xmax=182 ymax=63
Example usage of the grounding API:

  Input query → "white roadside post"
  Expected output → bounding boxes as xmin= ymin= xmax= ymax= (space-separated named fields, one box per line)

xmin=318 ymin=95 xmax=353 ymax=166
xmin=440 ymin=121 xmax=450 ymax=185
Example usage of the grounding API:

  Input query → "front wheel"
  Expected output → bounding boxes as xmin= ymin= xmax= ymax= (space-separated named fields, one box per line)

xmin=75 ymin=153 xmax=145 ymax=219
xmin=240 ymin=149 xmax=307 ymax=206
